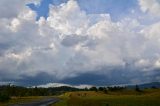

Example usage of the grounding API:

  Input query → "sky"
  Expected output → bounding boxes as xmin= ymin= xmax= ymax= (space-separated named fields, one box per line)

xmin=0 ymin=0 xmax=160 ymax=87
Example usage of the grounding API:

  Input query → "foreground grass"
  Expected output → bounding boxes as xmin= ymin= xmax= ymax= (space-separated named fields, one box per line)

xmin=53 ymin=89 xmax=160 ymax=106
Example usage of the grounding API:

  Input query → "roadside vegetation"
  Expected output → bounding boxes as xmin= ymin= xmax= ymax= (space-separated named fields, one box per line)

xmin=0 ymin=96 xmax=46 ymax=106
xmin=53 ymin=88 xmax=160 ymax=106
xmin=0 ymin=85 xmax=80 ymax=105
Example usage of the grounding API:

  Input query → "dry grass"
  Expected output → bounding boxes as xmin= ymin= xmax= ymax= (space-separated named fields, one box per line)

xmin=53 ymin=89 xmax=160 ymax=106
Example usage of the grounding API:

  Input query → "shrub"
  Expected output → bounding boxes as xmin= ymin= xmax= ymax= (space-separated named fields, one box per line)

xmin=0 ymin=93 xmax=10 ymax=102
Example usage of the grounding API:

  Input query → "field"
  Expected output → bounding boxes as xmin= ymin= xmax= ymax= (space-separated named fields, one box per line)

xmin=0 ymin=88 xmax=160 ymax=106
xmin=53 ymin=89 xmax=160 ymax=106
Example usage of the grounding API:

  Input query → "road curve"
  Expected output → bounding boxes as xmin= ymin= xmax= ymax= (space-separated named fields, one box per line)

xmin=10 ymin=98 xmax=60 ymax=106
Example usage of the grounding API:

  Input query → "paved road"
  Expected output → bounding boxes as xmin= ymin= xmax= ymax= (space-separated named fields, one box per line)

xmin=10 ymin=98 xmax=60 ymax=106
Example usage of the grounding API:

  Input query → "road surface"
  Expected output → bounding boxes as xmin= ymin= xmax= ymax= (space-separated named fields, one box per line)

xmin=10 ymin=98 xmax=60 ymax=106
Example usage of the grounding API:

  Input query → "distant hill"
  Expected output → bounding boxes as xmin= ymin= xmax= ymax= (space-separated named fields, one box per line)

xmin=127 ymin=82 xmax=160 ymax=89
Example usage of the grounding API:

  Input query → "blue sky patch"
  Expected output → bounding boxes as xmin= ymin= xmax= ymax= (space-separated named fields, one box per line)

xmin=28 ymin=0 xmax=139 ymax=21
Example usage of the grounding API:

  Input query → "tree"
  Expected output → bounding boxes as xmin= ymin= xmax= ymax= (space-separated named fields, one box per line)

xmin=98 ymin=87 xmax=105 ymax=91
xmin=151 ymin=86 xmax=157 ymax=89
xmin=89 ymin=87 xmax=98 ymax=92
xmin=135 ymin=85 xmax=141 ymax=92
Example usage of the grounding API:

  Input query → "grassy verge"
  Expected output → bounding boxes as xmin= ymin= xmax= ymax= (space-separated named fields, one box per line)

xmin=0 ymin=96 xmax=50 ymax=106
xmin=52 ymin=93 xmax=70 ymax=106
xmin=52 ymin=89 xmax=160 ymax=106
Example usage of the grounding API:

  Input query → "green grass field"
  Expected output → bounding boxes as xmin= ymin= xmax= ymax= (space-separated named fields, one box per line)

xmin=53 ymin=89 xmax=160 ymax=106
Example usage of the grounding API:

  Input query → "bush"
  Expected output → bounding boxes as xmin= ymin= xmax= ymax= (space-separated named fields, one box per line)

xmin=0 ymin=93 xmax=10 ymax=102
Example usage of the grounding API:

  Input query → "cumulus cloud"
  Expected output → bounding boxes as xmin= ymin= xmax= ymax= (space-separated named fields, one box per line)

xmin=0 ymin=0 xmax=160 ymax=85
xmin=139 ymin=0 xmax=160 ymax=16
xmin=0 ymin=0 xmax=40 ymax=18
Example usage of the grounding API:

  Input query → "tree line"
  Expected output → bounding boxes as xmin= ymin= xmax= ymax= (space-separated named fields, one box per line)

xmin=0 ymin=84 xmax=141 ymax=102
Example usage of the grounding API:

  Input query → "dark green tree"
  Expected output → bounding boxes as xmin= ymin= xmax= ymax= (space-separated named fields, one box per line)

xmin=89 ymin=87 xmax=98 ymax=92
xmin=135 ymin=85 xmax=141 ymax=92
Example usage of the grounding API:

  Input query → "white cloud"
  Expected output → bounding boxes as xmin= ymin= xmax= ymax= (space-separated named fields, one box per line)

xmin=35 ymin=82 xmax=92 ymax=89
xmin=141 ymin=22 xmax=160 ymax=40
xmin=47 ymin=0 xmax=88 ymax=35
xmin=155 ymin=59 xmax=160 ymax=68
xmin=0 ymin=0 xmax=160 ymax=84
xmin=8 ymin=18 xmax=21 ymax=32
xmin=139 ymin=0 xmax=160 ymax=16
xmin=0 ymin=0 xmax=40 ymax=18
xmin=36 ymin=83 xmax=71 ymax=88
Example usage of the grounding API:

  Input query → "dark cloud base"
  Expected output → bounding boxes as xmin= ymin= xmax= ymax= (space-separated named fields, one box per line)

xmin=3 ymin=68 xmax=159 ymax=87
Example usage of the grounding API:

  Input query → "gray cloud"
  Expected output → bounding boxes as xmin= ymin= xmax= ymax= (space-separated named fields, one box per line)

xmin=61 ymin=35 xmax=87 ymax=47
xmin=0 ymin=0 xmax=40 ymax=18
